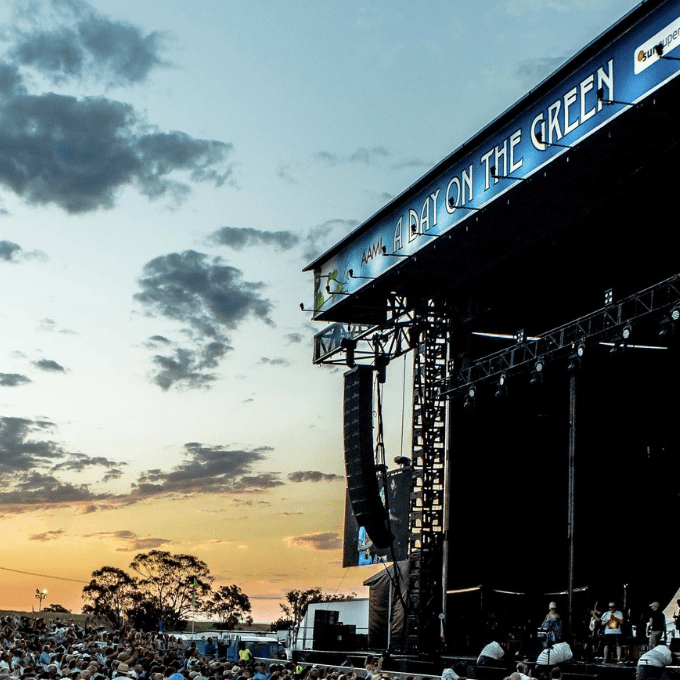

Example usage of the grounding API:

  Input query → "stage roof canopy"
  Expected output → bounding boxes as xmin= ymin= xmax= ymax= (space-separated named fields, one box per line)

xmin=305 ymin=0 xmax=680 ymax=335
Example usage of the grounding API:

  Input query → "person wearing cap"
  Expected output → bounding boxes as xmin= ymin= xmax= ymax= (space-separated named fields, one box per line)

xmin=647 ymin=602 xmax=666 ymax=648
xmin=601 ymin=602 xmax=624 ymax=663
xmin=540 ymin=602 xmax=562 ymax=648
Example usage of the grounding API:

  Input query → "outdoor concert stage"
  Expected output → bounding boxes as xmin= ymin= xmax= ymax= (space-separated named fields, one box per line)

xmin=305 ymin=0 xmax=680 ymax=655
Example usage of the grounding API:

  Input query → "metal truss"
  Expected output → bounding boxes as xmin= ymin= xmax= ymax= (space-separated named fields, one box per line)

xmin=312 ymin=295 xmax=416 ymax=366
xmin=443 ymin=273 xmax=680 ymax=398
xmin=405 ymin=300 xmax=449 ymax=653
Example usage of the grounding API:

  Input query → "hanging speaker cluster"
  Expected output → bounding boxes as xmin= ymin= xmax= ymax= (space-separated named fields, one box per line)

xmin=343 ymin=365 xmax=393 ymax=549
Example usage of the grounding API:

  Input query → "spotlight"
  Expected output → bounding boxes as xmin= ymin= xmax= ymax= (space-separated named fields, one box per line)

xmin=671 ymin=306 xmax=680 ymax=322
xmin=530 ymin=357 xmax=545 ymax=385
xmin=576 ymin=341 xmax=586 ymax=357
xmin=494 ymin=374 xmax=507 ymax=399
xmin=567 ymin=351 xmax=581 ymax=373
xmin=463 ymin=384 xmax=476 ymax=409
xmin=604 ymin=288 xmax=613 ymax=305
xmin=621 ymin=324 xmax=632 ymax=341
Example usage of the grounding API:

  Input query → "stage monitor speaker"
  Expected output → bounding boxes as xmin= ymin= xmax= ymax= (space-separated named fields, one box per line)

xmin=343 ymin=366 xmax=392 ymax=549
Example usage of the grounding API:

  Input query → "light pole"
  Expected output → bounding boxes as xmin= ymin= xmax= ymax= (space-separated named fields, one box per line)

xmin=35 ymin=589 xmax=47 ymax=612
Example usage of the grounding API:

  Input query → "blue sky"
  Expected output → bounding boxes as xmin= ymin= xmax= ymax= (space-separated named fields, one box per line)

xmin=0 ymin=0 xmax=639 ymax=619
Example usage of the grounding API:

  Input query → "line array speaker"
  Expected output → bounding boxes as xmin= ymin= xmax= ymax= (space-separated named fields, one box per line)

xmin=343 ymin=365 xmax=392 ymax=549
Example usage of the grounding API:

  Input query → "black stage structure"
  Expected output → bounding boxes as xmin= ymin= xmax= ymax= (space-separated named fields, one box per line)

xmin=304 ymin=0 xmax=680 ymax=658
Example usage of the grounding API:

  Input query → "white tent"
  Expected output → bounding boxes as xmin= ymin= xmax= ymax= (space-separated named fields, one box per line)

xmin=661 ymin=591 xmax=680 ymax=637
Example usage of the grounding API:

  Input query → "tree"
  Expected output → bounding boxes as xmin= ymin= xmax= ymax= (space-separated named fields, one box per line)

xmin=209 ymin=585 xmax=253 ymax=629
xmin=43 ymin=604 xmax=70 ymax=613
xmin=280 ymin=589 xmax=357 ymax=646
xmin=82 ymin=566 xmax=140 ymax=628
xmin=129 ymin=550 xmax=213 ymax=630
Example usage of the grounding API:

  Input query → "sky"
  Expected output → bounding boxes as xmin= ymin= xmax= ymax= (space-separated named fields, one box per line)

xmin=0 ymin=0 xmax=641 ymax=622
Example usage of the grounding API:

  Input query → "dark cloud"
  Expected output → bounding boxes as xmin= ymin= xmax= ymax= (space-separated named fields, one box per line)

xmin=0 ymin=84 xmax=234 ymax=213
xmin=32 ymin=358 xmax=66 ymax=372
xmin=135 ymin=250 xmax=273 ymax=389
xmin=0 ymin=373 xmax=31 ymax=387
xmin=287 ymin=471 xmax=342 ymax=483
xmin=0 ymin=240 xmax=47 ymax=263
xmin=313 ymin=147 xmax=390 ymax=167
xmin=50 ymin=454 xmax=126 ymax=474
xmin=10 ymin=0 xmax=166 ymax=86
xmin=289 ymin=532 xmax=342 ymax=551
xmin=0 ymin=417 xmax=68 ymax=473
xmin=303 ymin=218 xmax=359 ymax=262
xmin=149 ymin=345 xmax=226 ymax=391
xmin=208 ymin=226 xmax=299 ymax=251
xmin=0 ymin=417 xmax=120 ymax=512
xmin=131 ymin=442 xmax=282 ymax=497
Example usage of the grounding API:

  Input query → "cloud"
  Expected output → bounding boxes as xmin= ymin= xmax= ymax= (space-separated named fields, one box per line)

xmin=313 ymin=147 xmax=390 ymax=167
xmin=32 ymin=358 xmax=66 ymax=373
xmin=28 ymin=528 xmax=66 ymax=542
xmin=0 ymin=240 xmax=47 ymax=263
xmin=10 ymin=0 xmax=167 ymax=87
xmin=0 ymin=373 xmax=31 ymax=387
xmin=258 ymin=357 xmax=291 ymax=367
xmin=208 ymin=227 xmax=299 ymax=251
xmin=50 ymin=453 xmax=126 ymax=476
xmin=0 ymin=417 xmax=122 ymax=512
xmin=287 ymin=471 xmax=342 ymax=483
xmin=303 ymin=218 xmax=359 ymax=262
xmin=135 ymin=250 xmax=273 ymax=389
xmin=130 ymin=442 xmax=283 ymax=497
xmin=81 ymin=529 xmax=170 ymax=551
xmin=284 ymin=333 xmax=303 ymax=345
xmin=513 ymin=56 xmax=568 ymax=90
xmin=38 ymin=318 xmax=76 ymax=334
xmin=289 ymin=532 xmax=342 ymax=551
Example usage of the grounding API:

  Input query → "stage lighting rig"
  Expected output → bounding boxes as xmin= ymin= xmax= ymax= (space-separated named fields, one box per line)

xmin=534 ymin=131 xmax=573 ymax=150
xmin=490 ymin=165 xmax=528 ymax=182
xmin=447 ymin=197 xmax=480 ymax=211
xmin=597 ymin=87 xmax=636 ymax=107
xmin=348 ymin=269 xmax=376 ymax=280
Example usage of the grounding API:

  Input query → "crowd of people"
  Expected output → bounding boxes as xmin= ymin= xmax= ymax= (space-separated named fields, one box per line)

xmin=0 ymin=616 xmax=362 ymax=680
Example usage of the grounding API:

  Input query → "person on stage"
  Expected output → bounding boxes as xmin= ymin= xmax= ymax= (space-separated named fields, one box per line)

xmin=601 ymin=602 xmax=624 ymax=663
xmin=647 ymin=602 xmax=666 ymax=648
xmin=540 ymin=602 xmax=562 ymax=648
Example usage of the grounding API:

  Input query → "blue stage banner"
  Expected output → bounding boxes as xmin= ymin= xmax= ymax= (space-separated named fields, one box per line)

xmin=308 ymin=0 xmax=680 ymax=314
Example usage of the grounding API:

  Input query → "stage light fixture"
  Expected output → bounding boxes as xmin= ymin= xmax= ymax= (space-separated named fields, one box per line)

xmin=490 ymin=165 xmax=527 ymax=182
xmin=515 ymin=329 xmax=525 ymax=343
xmin=604 ymin=288 xmax=613 ymax=305
xmin=381 ymin=245 xmax=409 ymax=258
xmin=494 ymin=373 xmax=507 ymax=399
xmin=622 ymin=324 xmax=632 ymax=340
xmin=447 ymin=197 xmax=480 ymax=211
xmin=534 ymin=131 xmax=572 ymax=149
xmin=463 ymin=384 xmax=476 ymax=410
xmin=530 ymin=363 xmax=544 ymax=386
xmin=348 ymin=269 xmax=376 ymax=280
xmin=671 ymin=306 xmax=680 ymax=322
xmin=597 ymin=87 xmax=635 ymax=107
xmin=567 ymin=350 xmax=582 ymax=372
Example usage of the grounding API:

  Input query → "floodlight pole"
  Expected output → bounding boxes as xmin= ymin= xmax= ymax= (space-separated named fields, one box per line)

xmin=567 ymin=370 xmax=577 ymax=635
